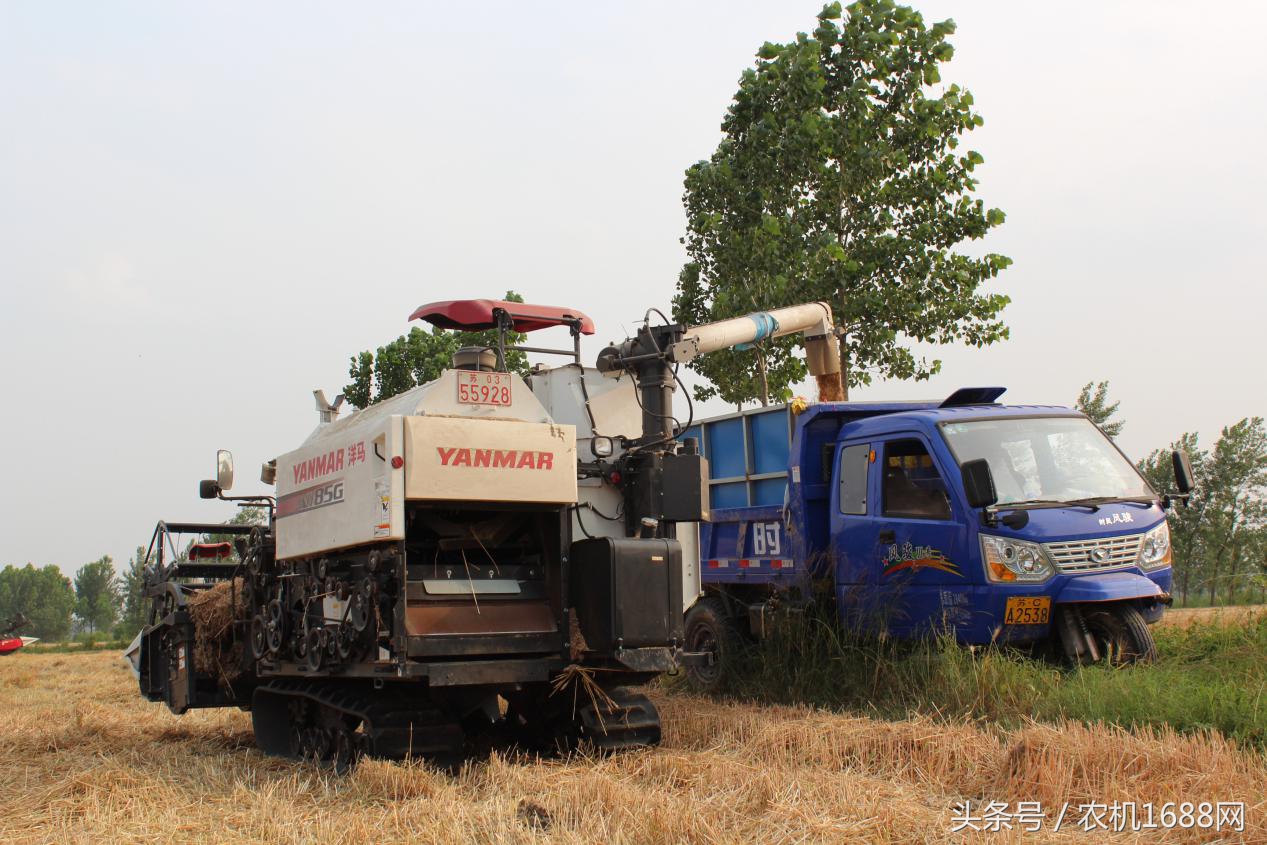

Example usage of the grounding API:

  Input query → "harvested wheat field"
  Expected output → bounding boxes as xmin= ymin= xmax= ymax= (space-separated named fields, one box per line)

xmin=1 ymin=651 xmax=1263 ymax=844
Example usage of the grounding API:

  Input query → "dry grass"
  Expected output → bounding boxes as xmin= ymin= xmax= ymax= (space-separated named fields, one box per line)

xmin=1 ymin=651 xmax=1263 ymax=844
xmin=1161 ymin=605 xmax=1267 ymax=629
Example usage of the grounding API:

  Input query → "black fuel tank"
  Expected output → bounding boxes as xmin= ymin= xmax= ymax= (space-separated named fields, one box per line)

xmin=569 ymin=537 xmax=684 ymax=652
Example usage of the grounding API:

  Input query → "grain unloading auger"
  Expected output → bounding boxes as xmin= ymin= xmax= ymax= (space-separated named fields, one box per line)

xmin=132 ymin=297 xmax=842 ymax=770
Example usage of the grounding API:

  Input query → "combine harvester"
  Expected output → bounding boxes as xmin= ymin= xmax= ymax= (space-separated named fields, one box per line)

xmin=681 ymin=390 xmax=1195 ymax=689
xmin=131 ymin=297 xmax=843 ymax=768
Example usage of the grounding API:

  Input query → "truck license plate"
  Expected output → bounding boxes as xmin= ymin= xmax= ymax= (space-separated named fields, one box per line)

xmin=1004 ymin=596 xmax=1050 ymax=625
xmin=457 ymin=371 xmax=512 ymax=406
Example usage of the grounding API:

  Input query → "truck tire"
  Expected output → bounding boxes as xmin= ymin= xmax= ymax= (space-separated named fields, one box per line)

xmin=1083 ymin=604 xmax=1157 ymax=665
xmin=684 ymin=597 xmax=740 ymax=693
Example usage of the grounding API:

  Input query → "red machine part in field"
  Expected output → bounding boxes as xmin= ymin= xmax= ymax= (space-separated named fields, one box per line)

xmin=0 ymin=614 xmax=36 ymax=655
xmin=0 ymin=636 xmax=27 ymax=656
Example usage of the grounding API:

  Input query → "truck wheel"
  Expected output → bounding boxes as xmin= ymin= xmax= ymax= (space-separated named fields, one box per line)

xmin=684 ymin=598 xmax=739 ymax=692
xmin=1083 ymin=604 xmax=1157 ymax=665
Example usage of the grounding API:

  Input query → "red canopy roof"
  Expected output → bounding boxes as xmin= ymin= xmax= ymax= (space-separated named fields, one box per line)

xmin=409 ymin=299 xmax=595 ymax=335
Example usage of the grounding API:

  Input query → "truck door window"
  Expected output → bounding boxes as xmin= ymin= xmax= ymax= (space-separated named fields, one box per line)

xmin=882 ymin=439 xmax=952 ymax=520
xmin=837 ymin=444 xmax=869 ymax=515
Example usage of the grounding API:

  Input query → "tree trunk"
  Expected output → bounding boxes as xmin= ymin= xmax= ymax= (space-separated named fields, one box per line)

xmin=755 ymin=345 xmax=770 ymax=407
xmin=1208 ymin=557 xmax=1218 ymax=606
xmin=837 ymin=294 xmax=851 ymax=402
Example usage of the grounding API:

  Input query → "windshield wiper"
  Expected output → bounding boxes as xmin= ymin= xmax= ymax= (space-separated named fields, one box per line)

xmin=1060 ymin=496 xmax=1156 ymax=509
xmin=998 ymin=496 xmax=1156 ymax=513
xmin=997 ymin=499 xmax=1086 ymax=511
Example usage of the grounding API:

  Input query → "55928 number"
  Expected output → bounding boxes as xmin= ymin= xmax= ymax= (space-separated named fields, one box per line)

xmin=457 ymin=372 xmax=512 ymax=406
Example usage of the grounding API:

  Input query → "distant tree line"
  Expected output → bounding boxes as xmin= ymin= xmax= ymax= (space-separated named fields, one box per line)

xmin=0 ymin=509 xmax=264 ymax=642
xmin=0 ymin=555 xmax=134 ymax=642
xmin=1077 ymin=381 xmax=1267 ymax=606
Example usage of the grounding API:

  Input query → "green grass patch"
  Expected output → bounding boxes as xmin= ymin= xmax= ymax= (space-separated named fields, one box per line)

xmin=693 ymin=609 xmax=1267 ymax=748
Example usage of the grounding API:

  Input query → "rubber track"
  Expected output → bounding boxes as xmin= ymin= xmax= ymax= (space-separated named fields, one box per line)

xmin=257 ymin=679 xmax=464 ymax=759
xmin=579 ymin=686 xmax=661 ymax=751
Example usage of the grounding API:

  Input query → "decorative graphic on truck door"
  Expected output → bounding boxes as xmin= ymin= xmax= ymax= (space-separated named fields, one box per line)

xmin=881 ymin=541 xmax=962 ymax=578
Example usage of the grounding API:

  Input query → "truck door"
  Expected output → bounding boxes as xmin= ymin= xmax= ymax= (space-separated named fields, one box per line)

xmin=870 ymin=435 xmax=969 ymax=637
xmin=829 ymin=440 xmax=880 ymax=627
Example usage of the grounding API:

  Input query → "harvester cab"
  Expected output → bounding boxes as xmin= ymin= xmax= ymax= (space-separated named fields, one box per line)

xmin=132 ymin=296 xmax=844 ymax=771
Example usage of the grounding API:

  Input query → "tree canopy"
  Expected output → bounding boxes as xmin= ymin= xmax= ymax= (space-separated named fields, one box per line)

xmin=73 ymin=556 xmax=121 ymax=635
xmin=1138 ymin=418 xmax=1267 ymax=605
xmin=1075 ymin=380 xmax=1125 ymax=439
xmin=674 ymin=0 xmax=1010 ymax=405
xmin=0 ymin=564 xmax=74 ymax=640
xmin=344 ymin=291 xmax=530 ymax=409
xmin=117 ymin=545 xmax=149 ymax=636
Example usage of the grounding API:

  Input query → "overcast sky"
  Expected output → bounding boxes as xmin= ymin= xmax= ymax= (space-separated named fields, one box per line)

xmin=2 ymin=1 xmax=1264 ymax=576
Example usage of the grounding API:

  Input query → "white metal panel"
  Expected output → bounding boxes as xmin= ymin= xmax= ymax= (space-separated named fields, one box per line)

xmin=573 ymin=478 xmax=626 ymax=541
xmin=678 ymin=522 xmax=703 ymax=613
xmin=403 ymin=416 xmax=577 ymax=503
xmin=300 ymin=370 xmax=551 ymax=450
xmin=275 ymin=414 xmax=405 ymax=560
xmin=529 ymin=366 xmax=641 ymax=459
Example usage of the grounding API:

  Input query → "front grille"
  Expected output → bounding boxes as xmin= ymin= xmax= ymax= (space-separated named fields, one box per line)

xmin=1044 ymin=533 xmax=1143 ymax=573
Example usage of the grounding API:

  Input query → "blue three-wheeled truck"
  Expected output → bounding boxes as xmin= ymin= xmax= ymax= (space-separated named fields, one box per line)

xmin=682 ymin=387 xmax=1194 ymax=688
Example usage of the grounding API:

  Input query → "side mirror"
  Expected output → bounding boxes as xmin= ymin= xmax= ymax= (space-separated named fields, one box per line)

xmin=960 ymin=458 xmax=998 ymax=510
xmin=199 ymin=479 xmax=220 ymax=499
xmin=216 ymin=449 xmax=235 ymax=492
xmin=1172 ymin=449 xmax=1194 ymax=494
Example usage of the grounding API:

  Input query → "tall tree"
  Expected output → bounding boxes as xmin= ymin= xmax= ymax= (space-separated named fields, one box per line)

xmin=1197 ymin=418 xmax=1267 ymax=604
xmin=1139 ymin=418 xmax=1267 ymax=605
xmin=1076 ymin=380 xmax=1124 ymax=438
xmin=675 ymin=0 xmax=1011 ymax=406
xmin=0 ymin=564 xmax=75 ymax=641
xmin=344 ymin=291 xmax=531 ymax=409
xmin=1139 ymin=432 xmax=1207 ymax=605
xmin=73 ymin=556 xmax=121 ymax=635
xmin=117 ymin=545 xmax=150 ymax=635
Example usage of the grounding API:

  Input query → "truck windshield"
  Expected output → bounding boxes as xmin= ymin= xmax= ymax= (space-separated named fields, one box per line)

xmin=940 ymin=416 xmax=1153 ymax=506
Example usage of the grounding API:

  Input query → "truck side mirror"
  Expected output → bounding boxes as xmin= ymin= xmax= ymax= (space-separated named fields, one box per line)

xmin=216 ymin=449 xmax=235 ymax=492
xmin=1172 ymin=449 xmax=1194 ymax=494
xmin=960 ymin=459 xmax=998 ymax=509
xmin=199 ymin=479 xmax=220 ymax=499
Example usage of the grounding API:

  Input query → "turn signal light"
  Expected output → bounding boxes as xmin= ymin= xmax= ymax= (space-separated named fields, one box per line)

xmin=391 ymin=456 xmax=404 ymax=469
xmin=988 ymin=561 xmax=1016 ymax=582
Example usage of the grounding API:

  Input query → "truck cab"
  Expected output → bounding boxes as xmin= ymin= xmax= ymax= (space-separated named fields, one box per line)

xmin=687 ymin=388 xmax=1189 ymax=686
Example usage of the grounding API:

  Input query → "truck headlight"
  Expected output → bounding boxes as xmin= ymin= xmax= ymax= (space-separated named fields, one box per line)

xmin=1137 ymin=522 xmax=1171 ymax=570
xmin=980 ymin=534 xmax=1053 ymax=583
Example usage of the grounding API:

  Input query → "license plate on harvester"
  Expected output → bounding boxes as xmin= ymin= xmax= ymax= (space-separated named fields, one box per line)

xmin=1004 ymin=596 xmax=1051 ymax=625
xmin=457 ymin=371 xmax=512 ymax=406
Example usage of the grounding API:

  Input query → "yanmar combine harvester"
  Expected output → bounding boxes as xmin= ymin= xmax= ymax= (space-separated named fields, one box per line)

xmin=131 ymin=298 xmax=844 ymax=769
